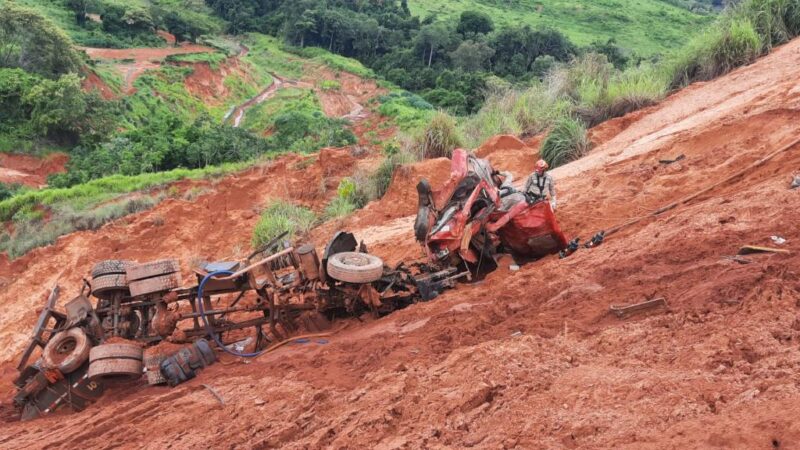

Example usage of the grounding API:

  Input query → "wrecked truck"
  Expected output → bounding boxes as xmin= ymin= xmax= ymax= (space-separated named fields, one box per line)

xmin=414 ymin=148 xmax=568 ymax=270
xmin=11 ymin=231 xmax=465 ymax=421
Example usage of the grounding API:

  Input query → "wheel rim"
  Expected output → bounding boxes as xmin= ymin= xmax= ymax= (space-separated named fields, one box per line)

xmin=339 ymin=254 xmax=371 ymax=267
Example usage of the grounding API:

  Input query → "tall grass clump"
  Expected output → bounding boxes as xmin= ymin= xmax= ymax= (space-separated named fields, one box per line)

xmin=539 ymin=117 xmax=591 ymax=168
xmin=413 ymin=111 xmax=462 ymax=159
xmin=324 ymin=178 xmax=358 ymax=220
xmin=669 ymin=0 xmax=800 ymax=88
xmin=251 ymin=200 xmax=316 ymax=249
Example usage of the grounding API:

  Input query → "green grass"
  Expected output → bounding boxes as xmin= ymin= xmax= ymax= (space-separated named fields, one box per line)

xmin=408 ymin=0 xmax=715 ymax=57
xmin=540 ymin=116 xmax=590 ymax=168
xmin=241 ymin=33 xmax=305 ymax=79
xmin=90 ymin=62 xmax=124 ymax=94
xmin=251 ymin=200 xmax=317 ymax=248
xmin=0 ymin=193 xmax=162 ymax=259
xmin=0 ymin=162 xmax=247 ymax=222
xmin=241 ymin=88 xmax=315 ymax=131
xmin=289 ymin=46 xmax=376 ymax=78
xmin=377 ymin=91 xmax=435 ymax=131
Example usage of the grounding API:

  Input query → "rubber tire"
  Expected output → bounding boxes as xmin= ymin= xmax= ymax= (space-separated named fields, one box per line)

xmin=126 ymin=259 xmax=180 ymax=282
xmin=89 ymin=343 xmax=143 ymax=362
xmin=91 ymin=274 xmax=129 ymax=299
xmin=88 ymin=358 xmax=142 ymax=381
xmin=91 ymin=260 xmax=136 ymax=279
xmin=326 ymin=252 xmax=384 ymax=284
xmin=128 ymin=273 xmax=182 ymax=297
xmin=41 ymin=328 xmax=91 ymax=374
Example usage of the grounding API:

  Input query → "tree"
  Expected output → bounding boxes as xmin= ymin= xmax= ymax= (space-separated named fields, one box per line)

xmin=415 ymin=22 xmax=455 ymax=67
xmin=450 ymin=40 xmax=495 ymax=71
xmin=0 ymin=3 xmax=83 ymax=78
xmin=457 ymin=11 xmax=494 ymax=35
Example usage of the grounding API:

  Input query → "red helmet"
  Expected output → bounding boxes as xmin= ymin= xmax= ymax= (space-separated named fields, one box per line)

xmin=535 ymin=159 xmax=549 ymax=174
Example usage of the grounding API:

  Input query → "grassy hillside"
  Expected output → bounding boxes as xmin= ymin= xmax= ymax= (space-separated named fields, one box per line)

xmin=408 ymin=0 xmax=716 ymax=56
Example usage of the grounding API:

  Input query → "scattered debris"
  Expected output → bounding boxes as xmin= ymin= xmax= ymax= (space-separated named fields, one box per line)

xmin=659 ymin=154 xmax=686 ymax=164
xmin=770 ymin=236 xmax=787 ymax=245
xmin=510 ymin=331 xmax=522 ymax=337
xmin=738 ymin=245 xmax=791 ymax=255
xmin=610 ymin=297 xmax=668 ymax=318
xmin=201 ymin=384 xmax=225 ymax=405
xmin=509 ymin=264 xmax=520 ymax=271
xmin=721 ymin=255 xmax=753 ymax=264
xmin=254 ymin=398 xmax=266 ymax=406
xmin=559 ymin=238 xmax=581 ymax=258
xmin=584 ymin=231 xmax=606 ymax=249
xmin=161 ymin=339 xmax=217 ymax=387
xmin=791 ymin=174 xmax=800 ymax=189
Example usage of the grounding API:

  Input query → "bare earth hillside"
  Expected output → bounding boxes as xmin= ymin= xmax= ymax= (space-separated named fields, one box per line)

xmin=1 ymin=38 xmax=800 ymax=450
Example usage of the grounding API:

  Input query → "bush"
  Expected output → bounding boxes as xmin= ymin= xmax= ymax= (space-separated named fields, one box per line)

xmin=413 ymin=111 xmax=462 ymax=159
xmin=0 ymin=3 xmax=83 ymax=78
xmin=540 ymin=117 xmax=591 ymax=168
xmin=251 ymin=200 xmax=316 ymax=249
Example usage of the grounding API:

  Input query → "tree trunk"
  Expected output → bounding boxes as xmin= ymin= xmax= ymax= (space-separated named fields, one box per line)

xmin=428 ymin=45 xmax=433 ymax=67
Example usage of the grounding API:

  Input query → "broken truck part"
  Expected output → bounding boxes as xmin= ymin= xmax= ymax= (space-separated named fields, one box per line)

xmin=12 ymin=231 xmax=464 ymax=420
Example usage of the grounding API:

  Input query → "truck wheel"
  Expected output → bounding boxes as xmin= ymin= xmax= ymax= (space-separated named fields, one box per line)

xmin=126 ymin=259 xmax=180 ymax=282
xmin=89 ymin=343 xmax=143 ymax=362
xmin=91 ymin=260 xmax=136 ymax=279
xmin=91 ymin=274 xmax=129 ymax=299
xmin=41 ymin=328 xmax=91 ymax=374
xmin=326 ymin=252 xmax=384 ymax=284
xmin=88 ymin=342 xmax=143 ymax=381
xmin=128 ymin=273 xmax=182 ymax=297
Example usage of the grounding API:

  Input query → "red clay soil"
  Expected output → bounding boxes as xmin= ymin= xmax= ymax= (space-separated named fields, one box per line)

xmin=81 ymin=71 xmax=117 ymax=100
xmin=81 ymin=44 xmax=214 ymax=62
xmin=2 ymin=39 xmax=800 ymax=449
xmin=0 ymin=153 xmax=68 ymax=188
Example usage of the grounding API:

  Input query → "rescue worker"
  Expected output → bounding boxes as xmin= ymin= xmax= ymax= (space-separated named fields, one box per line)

xmin=524 ymin=159 xmax=557 ymax=211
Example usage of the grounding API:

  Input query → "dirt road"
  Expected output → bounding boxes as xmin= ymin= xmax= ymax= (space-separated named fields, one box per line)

xmin=2 ymin=38 xmax=800 ymax=449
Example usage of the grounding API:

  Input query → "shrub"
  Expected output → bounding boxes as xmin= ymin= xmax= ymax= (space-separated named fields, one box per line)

xmin=413 ymin=111 xmax=462 ymax=159
xmin=540 ymin=117 xmax=591 ymax=168
xmin=324 ymin=178 xmax=358 ymax=219
xmin=251 ymin=200 xmax=316 ymax=249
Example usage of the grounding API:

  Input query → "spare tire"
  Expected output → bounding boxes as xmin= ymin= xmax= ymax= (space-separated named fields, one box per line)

xmin=41 ymin=328 xmax=91 ymax=374
xmin=91 ymin=260 xmax=136 ymax=279
xmin=326 ymin=252 xmax=384 ymax=284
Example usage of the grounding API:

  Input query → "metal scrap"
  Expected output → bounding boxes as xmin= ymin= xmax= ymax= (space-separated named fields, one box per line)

xmin=610 ymin=297 xmax=667 ymax=318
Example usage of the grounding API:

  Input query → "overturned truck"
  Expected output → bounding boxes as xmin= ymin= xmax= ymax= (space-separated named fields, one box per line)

xmin=414 ymin=148 xmax=568 ymax=271
xmin=12 ymin=232 xmax=465 ymax=420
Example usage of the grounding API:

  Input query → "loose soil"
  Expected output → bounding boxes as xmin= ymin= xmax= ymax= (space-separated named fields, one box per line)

xmin=0 ymin=153 xmax=68 ymax=188
xmin=2 ymin=39 xmax=800 ymax=450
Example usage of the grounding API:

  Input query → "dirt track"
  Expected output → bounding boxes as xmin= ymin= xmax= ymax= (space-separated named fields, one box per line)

xmin=2 ymin=38 xmax=800 ymax=449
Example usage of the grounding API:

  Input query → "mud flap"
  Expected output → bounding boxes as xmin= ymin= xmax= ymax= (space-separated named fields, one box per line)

xmin=414 ymin=179 xmax=432 ymax=242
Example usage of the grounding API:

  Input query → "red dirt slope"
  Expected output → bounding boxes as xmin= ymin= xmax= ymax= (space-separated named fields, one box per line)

xmin=2 ymin=39 xmax=800 ymax=449
xmin=0 ymin=153 xmax=68 ymax=188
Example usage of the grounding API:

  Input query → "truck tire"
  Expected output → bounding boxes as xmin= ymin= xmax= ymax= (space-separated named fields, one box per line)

xmin=89 ymin=343 xmax=143 ymax=363
xmin=91 ymin=260 xmax=136 ymax=279
xmin=326 ymin=252 xmax=384 ymax=284
xmin=128 ymin=273 xmax=182 ymax=297
xmin=41 ymin=328 xmax=91 ymax=374
xmin=88 ymin=342 xmax=143 ymax=381
xmin=88 ymin=359 xmax=142 ymax=381
xmin=126 ymin=259 xmax=180 ymax=282
xmin=91 ymin=274 xmax=129 ymax=299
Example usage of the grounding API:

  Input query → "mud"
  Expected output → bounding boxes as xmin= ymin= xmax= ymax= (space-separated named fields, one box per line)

xmin=2 ymin=38 xmax=800 ymax=450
